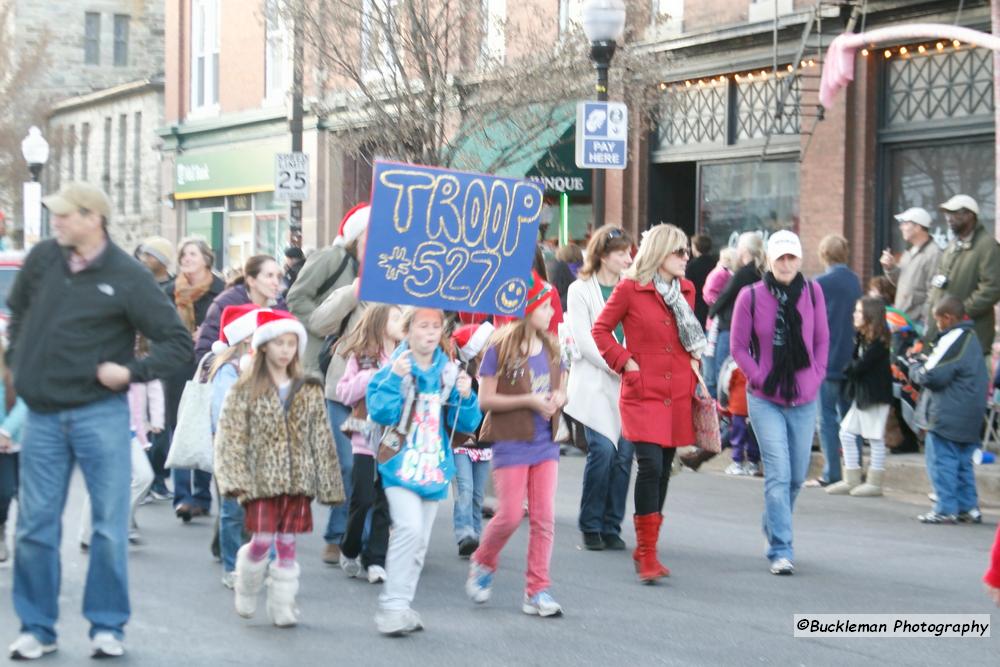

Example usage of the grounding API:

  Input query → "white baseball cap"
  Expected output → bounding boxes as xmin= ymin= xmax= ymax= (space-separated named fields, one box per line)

xmin=766 ymin=230 xmax=802 ymax=263
xmin=893 ymin=207 xmax=932 ymax=229
xmin=940 ymin=194 xmax=980 ymax=215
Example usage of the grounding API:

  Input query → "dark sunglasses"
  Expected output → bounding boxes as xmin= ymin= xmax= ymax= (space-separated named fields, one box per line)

xmin=673 ymin=247 xmax=690 ymax=258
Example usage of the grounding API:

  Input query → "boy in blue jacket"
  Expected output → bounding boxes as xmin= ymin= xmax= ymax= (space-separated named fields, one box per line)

xmin=908 ymin=295 xmax=988 ymax=524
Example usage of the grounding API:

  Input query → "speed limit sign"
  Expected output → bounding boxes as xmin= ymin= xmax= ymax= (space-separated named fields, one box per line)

xmin=274 ymin=152 xmax=309 ymax=201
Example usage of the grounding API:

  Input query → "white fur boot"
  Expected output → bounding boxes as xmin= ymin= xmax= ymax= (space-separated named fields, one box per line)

xmin=234 ymin=544 xmax=269 ymax=618
xmin=266 ymin=562 xmax=301 ymax=627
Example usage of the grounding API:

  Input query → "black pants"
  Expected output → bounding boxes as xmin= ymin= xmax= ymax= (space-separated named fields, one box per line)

xmin=0 ymin=452 xmax=18 ymax=526
xmin=340 ymin=453 xmax=390 ymax=568
xmin=634 ymin=443 xmax=676 ymax=516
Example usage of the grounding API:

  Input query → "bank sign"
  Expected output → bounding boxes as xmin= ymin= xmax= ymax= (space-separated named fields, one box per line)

xmin=575 ymin=101 xmax=628 ymax=170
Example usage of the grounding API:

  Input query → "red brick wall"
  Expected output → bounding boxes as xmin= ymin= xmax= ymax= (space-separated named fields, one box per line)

xmin=165 ymin=0 xmax=184 ymax=124
xmin=219 ymin=0 xmax=266 ymax=114
xmin=683 ymin=0 xmax=747 ymax=32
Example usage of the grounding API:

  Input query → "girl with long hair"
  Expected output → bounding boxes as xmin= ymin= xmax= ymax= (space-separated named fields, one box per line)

xmin=215 ymin=310 xmax=344 ymax=627
xmin=465 ymin=272 xmax=567 ymax=616
xmin=826 ymin=296 xmax=893 ymax=497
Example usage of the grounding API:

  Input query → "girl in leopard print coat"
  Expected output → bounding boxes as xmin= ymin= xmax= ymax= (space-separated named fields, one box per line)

xmin=214 ymin=310 xmax=344 ymax=627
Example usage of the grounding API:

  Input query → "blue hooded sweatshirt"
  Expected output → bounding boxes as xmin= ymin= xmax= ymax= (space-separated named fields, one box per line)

xmin=367 ymin=343 xmax=482 ymax=500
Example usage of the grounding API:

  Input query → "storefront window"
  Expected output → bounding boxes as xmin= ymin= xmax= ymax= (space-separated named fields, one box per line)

xmin=698 ymin=160 xmax=799 ymax=249
xmin=227 ymin=213 xmax=254 ymax=270
xmin=886 ymin=140 xmax=995 ymax=252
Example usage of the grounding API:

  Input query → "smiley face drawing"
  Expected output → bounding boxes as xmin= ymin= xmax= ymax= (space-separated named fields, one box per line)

xmin=495 ymin=278 xmax=528 ymax=314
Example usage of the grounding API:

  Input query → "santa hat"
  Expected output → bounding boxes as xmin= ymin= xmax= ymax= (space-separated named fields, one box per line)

xmin=524 ymin=271 xmax=554 ymax=315
xmin=452 ymin=322 xmax=495 ymax=363
xmin=332 ymin=202 xmax=370 ymax=248
xmin=212 ymin=304 xmax=266 ymax=356
xmin=250 ymin=309 xmax=307 ymax=358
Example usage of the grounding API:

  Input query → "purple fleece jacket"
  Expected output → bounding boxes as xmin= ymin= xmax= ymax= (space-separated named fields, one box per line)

xmin=730 ymin=280 xmax=830 ymax=407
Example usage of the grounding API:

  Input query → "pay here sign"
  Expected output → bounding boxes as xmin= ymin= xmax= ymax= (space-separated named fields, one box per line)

xmin=359 ymin=161 xmax=544 ymax=317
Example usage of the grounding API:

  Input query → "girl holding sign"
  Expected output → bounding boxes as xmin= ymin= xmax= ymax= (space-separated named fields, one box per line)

xmin=465 ymin=272 xmax=568 ymax=617
xmin=366 ymin=307 xmax=481 ymax=636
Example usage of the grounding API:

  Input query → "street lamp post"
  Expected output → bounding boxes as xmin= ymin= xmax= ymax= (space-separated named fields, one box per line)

xmin=20 ymin=126 xmax=49 ymax=248
xmin=582 ymin=0 xmax=626 ymax=230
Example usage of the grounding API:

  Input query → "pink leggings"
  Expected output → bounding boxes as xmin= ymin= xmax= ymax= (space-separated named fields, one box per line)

xmin=472 ymin=459 xmax=558 ymax=597
xmin=248 ymin=532 xmax=296 ymax=567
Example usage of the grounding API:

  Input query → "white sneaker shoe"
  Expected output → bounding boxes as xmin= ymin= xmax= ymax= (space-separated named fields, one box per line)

xmin=522 ymin=590 xmax=563 ymax=617
xmin=375 ymin=609 xmax=412 ymax=636
xmin=8 ymin=634 xmax=57 ymax=660
xmin=367 ymin=565 xmax=387 ymax=584
xmin=221 ymin=571 xmax=236 ymax=589
xmin=90 ymin=632 xmax=124 ymax=658
xmin=339 ymin=552 xmax=363 ymax=578
xmin=769 ymin=558 xmax=795 ymax=575
xmin=724 ymin=462 xmax=747 ymax=476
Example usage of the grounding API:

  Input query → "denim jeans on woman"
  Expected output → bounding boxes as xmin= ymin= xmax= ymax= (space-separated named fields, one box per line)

xmin=578 ymin=427 xmax=633 ymax=536
xmin=323 ymin=400 xmax=354 ymax=545
xmin=817 ymin=379 xmax=862 ymax=484
xmin=747 ymin=394 xmax=818 ymax=562
xmin=452 ymin=452 xmax=490 ymax=543
xmin=14 ymin=395 xmax=131 ymax=644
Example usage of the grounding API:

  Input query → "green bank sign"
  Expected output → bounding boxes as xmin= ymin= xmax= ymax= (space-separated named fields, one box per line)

xmin=175 ymin=144 xmax=280 ymax=200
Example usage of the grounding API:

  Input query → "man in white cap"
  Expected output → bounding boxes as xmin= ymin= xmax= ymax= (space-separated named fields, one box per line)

xmin=879 ymin=207 xmax=941 ymax=332
xmin=286 ymin=201 xmax=370 ymax=565
xmin=924 ymin=195 xmax=1000 ymax=354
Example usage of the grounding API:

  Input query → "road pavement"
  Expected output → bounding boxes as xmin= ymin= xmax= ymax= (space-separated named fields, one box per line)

xmin=0 ymin=454 xmax=997 ymax=666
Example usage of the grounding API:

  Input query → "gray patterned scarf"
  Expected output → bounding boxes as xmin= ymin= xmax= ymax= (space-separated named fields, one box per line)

xmin=653 ymin=274 xmax=707 ymax=359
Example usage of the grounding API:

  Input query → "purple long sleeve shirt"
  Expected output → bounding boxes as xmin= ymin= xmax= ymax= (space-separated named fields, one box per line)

xmin=730 ymin=280 xmax=830 ymax=407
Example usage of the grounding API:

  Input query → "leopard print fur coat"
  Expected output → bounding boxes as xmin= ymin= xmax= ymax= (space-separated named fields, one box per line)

xmin=214 ymin=377 xmax=345 ymax=505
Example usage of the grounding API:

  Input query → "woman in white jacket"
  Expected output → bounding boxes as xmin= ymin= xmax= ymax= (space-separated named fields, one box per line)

xmin=565 ymin=225 xmax=635 ymax=551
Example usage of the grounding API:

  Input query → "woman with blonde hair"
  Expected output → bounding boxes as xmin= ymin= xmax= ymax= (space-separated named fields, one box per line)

xmin=593 ymin=224 xmax=705 ymax=583
xmin=566 ymin=225 xmax=635 ymax=552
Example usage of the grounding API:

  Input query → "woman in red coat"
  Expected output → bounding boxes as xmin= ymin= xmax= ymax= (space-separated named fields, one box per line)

xmin=593 ymin=224 xmax=707 ymax=583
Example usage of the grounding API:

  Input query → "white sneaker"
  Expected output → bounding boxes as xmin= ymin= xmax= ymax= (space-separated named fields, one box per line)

xmin=743 ymin=461 xmax=761 ymax=476
xmin=221 ymin=571 xmax=236 ymax=589
xmin=367 ymin=565 xmax=387 ymax=584
xmin=339 ymin=552 xmax=363 ymax=578
xmin=724 ymin=462 xmax=747 ymax=476
xmin=8 ymin=634 xmax=57 ymax=660
xmin=90 ymin=632 xmax=124 ymax=658
xmin=769 ymin=558 xmax=795 ymax=575
xmin=375 ymin=609 xmax=412 ymax=636
xmin=522 ymin=590 xmax=563 ymax=617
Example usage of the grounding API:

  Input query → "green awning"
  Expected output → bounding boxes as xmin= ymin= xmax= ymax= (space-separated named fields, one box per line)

xmin=450 ymin=104 xmax=575 ymax=180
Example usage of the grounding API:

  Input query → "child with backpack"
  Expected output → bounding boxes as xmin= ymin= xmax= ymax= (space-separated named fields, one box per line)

xmin=465 ymin=273 xmax=567 ymax=618
xmin=826 ymin=296 xmax=893 ymax=497
xmin=335 ymin=304 xmax=405 ymax=584
xmin=366 ymin=307 xmax=481 ymax=636
xmin=215 ymin=310 xmax=345 ymax=627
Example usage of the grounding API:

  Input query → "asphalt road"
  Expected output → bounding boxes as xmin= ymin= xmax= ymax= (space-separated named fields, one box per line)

xmin=0 ymin=453 xmax=997 ymax=666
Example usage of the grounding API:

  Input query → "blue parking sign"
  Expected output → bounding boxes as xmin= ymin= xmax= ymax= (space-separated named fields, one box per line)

xmin=575 ymin=101 xmax=628 ymax=170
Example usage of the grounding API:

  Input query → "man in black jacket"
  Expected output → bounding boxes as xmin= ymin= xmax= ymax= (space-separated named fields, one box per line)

xmin=5 ymin=182 xmax=192 ymax=661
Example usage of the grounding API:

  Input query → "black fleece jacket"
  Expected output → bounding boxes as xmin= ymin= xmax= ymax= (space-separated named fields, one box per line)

xmin=6 ymin=239 xmax=193 ymax=413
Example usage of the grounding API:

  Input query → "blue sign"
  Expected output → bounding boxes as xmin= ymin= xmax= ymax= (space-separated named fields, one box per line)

xmin=575 ymin=101 xmax=628 ymax=170
xmin=359 ymin=161 xmax=544 ymax=317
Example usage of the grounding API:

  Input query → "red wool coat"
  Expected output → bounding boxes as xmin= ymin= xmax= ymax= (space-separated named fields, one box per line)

xmin=592 ymin=278 xmax=697 ymax=448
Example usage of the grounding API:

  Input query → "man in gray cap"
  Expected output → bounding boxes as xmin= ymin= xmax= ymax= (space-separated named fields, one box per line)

xmin=5 ymin=182 xmax=191 ymax=660
xmin=924 ymin=195 xmax=1000 ymax=355
xmin=880 ymin=207 xmax=942 ymax=333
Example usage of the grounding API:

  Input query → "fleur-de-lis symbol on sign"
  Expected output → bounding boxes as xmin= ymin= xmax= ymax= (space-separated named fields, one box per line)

xmin=378 ymin=247 xmax=412 ymax=281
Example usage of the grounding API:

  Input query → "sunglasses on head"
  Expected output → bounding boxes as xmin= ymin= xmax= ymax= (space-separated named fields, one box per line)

xmin=602 ymin=227 xmax=625 ymax=252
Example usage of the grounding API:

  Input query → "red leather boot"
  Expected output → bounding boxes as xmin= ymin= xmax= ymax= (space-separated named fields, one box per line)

xmin=633 ymin=514 xmax=668 ymax=584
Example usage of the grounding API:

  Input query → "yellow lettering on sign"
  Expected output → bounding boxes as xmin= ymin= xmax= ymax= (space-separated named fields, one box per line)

xmin=379 ymin=170 xmax=435 ymax=234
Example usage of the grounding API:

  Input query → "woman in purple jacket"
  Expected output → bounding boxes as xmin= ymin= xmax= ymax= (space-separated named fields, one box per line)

xmin=730 ymin=231 xmax=829 ymax=576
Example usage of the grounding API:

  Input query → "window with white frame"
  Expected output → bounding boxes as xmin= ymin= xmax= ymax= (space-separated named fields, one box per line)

xmin=479 ymin=0 xmax=506 ymax=67
xmin=264 ymin=0 xmax=289 ymax=102
xmin=113 ymin=14 xmax=129 ymax=66
xmin=84 ymin=12 xmax=101 ymax=65
xmin=191 ymin=0 xmax=220 ymax=111
xmin=361 ymin=0 xmax=400 ymax=76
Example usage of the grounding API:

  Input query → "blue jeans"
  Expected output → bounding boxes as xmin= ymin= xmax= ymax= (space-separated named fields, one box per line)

xmin=219 ymin=496 xmax=245 ymax=572
xmin=172 ymin=468 xmax=212 ymax=512
xmin=817 ymin=379 xmax=861 ymax=484
xmin=708 ymin=330 xmax=732 ymax=399
xmin=452 ymin=452 xmax=490 ymax=542
xmin=748 ymin=394 xmax=818 ymax=562
xmin=14 ymin=396 xmax=131 ymax=643
xmin=925 ymin=432 xmax=979 ymax=516
xmin=323 ymin=400 xmax=354 ymax=544
xmin=578 ymin=427 xmax=634 ymax=535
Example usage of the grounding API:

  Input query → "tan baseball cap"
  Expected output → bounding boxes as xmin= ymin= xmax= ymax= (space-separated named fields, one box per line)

xmin=939 ymin=194 xmax=980 ymax=215
xmin=42 ymin=181 xmax=112 ymax=218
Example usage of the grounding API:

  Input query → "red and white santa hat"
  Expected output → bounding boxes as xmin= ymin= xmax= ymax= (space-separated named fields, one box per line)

xmin=452 ymin=322 xmax=495 ymax=363
xmin=332 ymin=202 xmax=370 ymax=248
xmin=212 ymin=304 xmax=266 ymax=356
xmin=250 ymin=309 xmax=308 ymax=358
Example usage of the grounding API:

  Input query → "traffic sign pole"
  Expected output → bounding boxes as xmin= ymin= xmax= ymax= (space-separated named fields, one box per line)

xmin=591 ymin=40 xmax=615 ymax=231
